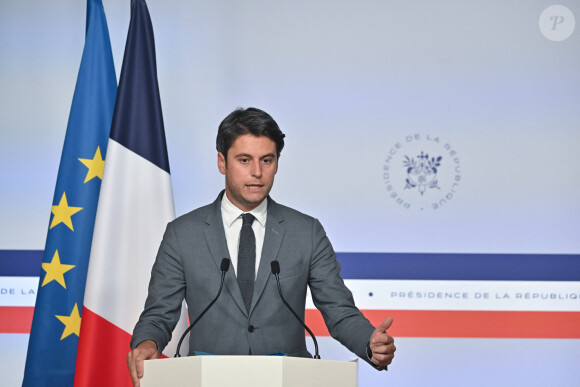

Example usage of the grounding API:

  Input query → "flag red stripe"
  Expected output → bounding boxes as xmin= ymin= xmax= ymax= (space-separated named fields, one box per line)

xmin=305 ymin=309 xmax=580 ymax=338
xmin=74 ymin=307 xmax=134 ymax=387
xmin=0 ymin=306 xmax=33 ymax=333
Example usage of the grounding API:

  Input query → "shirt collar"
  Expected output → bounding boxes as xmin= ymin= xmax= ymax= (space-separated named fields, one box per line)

xmin=221 ymin=193 xmax=268 ymax=228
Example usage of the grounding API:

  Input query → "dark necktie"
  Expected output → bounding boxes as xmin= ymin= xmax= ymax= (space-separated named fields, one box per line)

xmin=237 ymin=213 xmax=256 ymax=312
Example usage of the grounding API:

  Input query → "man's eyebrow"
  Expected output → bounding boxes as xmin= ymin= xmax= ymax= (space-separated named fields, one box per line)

xmin=233 ymin=153 xmax=276 ymax=159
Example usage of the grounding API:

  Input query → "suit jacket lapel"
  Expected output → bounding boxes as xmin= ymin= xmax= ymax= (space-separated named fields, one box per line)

xmin=250 ymin=198 xmax=285 ymax=314
xmin=204 ymin=191 xmax=248 ymax=317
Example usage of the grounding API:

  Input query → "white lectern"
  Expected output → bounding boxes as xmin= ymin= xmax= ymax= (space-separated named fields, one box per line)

xmin=141 ymin=356 xmax=357 ymax=387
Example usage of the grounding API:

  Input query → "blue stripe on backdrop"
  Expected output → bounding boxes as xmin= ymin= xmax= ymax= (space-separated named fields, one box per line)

xmin=337 ymin=252 xmax=580 ymax=281
xmin=3 ymin=250 xmax=580 ymax=281
xmin=0 ymin=250 xmax=43 ymax=276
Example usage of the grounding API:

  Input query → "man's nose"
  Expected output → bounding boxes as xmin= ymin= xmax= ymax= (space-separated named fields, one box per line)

xmin=251 ymin=162 xmax=262 ymax=177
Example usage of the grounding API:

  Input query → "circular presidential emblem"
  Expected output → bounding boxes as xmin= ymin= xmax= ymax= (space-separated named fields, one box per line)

xmin=382 ymin=134 xmax=461 ymax=210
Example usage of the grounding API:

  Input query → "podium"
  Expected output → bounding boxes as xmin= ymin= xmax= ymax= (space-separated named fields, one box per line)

xmin=141 ymin=356 xmax=357 ymax=387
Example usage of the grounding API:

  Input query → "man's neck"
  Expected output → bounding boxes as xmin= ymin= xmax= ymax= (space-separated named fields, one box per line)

xmin=222 ymin=191 xmax=267 ymax=215
xmin=222 ymin=191 xmax=266 ymax=213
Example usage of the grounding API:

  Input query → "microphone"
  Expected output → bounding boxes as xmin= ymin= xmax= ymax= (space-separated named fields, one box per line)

xmin=270 ymin=260 xmax=320 ymax=359
xmin=174 ymin=258 xmax=231 ymax=357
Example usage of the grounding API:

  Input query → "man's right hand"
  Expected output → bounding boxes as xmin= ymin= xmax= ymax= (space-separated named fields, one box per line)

xmin=126 ymin=340 xmax=160 ymax=387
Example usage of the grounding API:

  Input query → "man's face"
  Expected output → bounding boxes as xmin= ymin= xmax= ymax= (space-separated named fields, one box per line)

xmin=218 ymin=134 xmax=278 ymax=212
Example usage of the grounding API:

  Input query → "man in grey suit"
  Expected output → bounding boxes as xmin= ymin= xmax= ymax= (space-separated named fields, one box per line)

xmin=127 ymin=107 xmax=396 ymax=386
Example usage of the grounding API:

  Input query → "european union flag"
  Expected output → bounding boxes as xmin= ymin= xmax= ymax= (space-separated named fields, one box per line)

xmin=22 ymin=0 xmax=117 ymax=385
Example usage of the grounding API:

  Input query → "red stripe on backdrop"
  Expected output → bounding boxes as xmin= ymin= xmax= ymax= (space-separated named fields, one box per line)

xmin=74 ymin=307 xmax=134 ymax=387
xmin=305 ymin=309 xmax=580 ymax=338
xmin=0 ymin=306 xmax=33 ymax=333
xmin=3 ymin=306 xmax=579 ymax=339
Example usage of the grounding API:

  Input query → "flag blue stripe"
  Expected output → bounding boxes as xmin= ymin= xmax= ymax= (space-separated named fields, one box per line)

xmin=108 ymin=0 xmax=170 ymax=173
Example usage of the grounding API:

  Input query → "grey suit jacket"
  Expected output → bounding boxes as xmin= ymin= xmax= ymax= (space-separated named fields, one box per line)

xmin=130 ymin=192 xmax=375 ymax=362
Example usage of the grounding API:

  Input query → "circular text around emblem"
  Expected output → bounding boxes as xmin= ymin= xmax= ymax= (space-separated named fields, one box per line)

xmin=383 ymin=134 xmax=461 ymax=211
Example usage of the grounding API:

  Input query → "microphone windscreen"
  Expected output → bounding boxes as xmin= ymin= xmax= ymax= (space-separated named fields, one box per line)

xmin=221 ymin=258 xmax=231 ymax=272
xmin=271 ymin=260 xmax=280 ymax=274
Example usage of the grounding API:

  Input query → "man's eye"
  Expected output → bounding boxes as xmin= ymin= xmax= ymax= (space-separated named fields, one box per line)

xmin=263 ymin=158 xmax=272 ymax=164
xmin=240 ymin=158 xmax=249 ymax=163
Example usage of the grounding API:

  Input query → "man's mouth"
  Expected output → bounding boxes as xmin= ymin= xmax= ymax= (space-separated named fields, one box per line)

xmin=246 ymin=184 xmax=263 ymax=190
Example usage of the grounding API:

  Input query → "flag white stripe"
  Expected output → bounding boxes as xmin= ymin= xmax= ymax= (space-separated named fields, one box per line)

xmin=84 ymin=139 xmax=187 ymax=355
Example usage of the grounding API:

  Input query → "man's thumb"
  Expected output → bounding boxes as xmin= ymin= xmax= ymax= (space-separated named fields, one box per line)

xmin=376 ymin=316 xmax=393 ymax=333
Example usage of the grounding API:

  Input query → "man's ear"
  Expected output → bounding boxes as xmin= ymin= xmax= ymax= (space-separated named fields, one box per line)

xmin=218 ymin=152 xmax=226 ymax=175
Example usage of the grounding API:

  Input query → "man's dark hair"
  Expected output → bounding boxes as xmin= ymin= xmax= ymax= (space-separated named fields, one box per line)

xmin=216 ymin=107 xmax=285 ymax=160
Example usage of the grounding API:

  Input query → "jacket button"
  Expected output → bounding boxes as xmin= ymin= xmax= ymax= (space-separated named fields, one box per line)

xmin=248 ymin=325 xmax=255 ymax=333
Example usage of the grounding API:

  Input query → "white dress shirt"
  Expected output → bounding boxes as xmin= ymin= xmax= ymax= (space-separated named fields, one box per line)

xmin=221 ymin=193 xmax=267 ymax=278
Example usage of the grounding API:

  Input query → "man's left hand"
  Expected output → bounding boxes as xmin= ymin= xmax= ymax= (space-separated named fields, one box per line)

xmin=369 ymin=316 xmax=396 ymax=368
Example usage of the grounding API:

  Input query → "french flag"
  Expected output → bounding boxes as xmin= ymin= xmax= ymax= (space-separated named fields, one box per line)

xmin=74 ymin=1 xmax=188 ymax=385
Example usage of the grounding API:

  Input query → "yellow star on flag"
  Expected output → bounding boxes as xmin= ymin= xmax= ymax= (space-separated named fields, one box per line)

xmin=55 ymin=303 xmax=82 ymax=340
xmin=79 ymin=146 xmax=105 ymax=183
xmin=41 ymin=250 xmax=75 ymax=289
xmin=50 ymin=192 xmax=82 ymax=230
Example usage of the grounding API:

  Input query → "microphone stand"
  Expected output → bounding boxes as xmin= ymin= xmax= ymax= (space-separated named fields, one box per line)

xmin=271 ymin=261 xmax=320 ymax=359
xmin=174 ymin=258 xmax=230 ymax=357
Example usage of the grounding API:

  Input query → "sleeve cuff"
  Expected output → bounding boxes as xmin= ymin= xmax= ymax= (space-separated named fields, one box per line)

xmin=366 ymin=341 xmax=388 ymax=371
